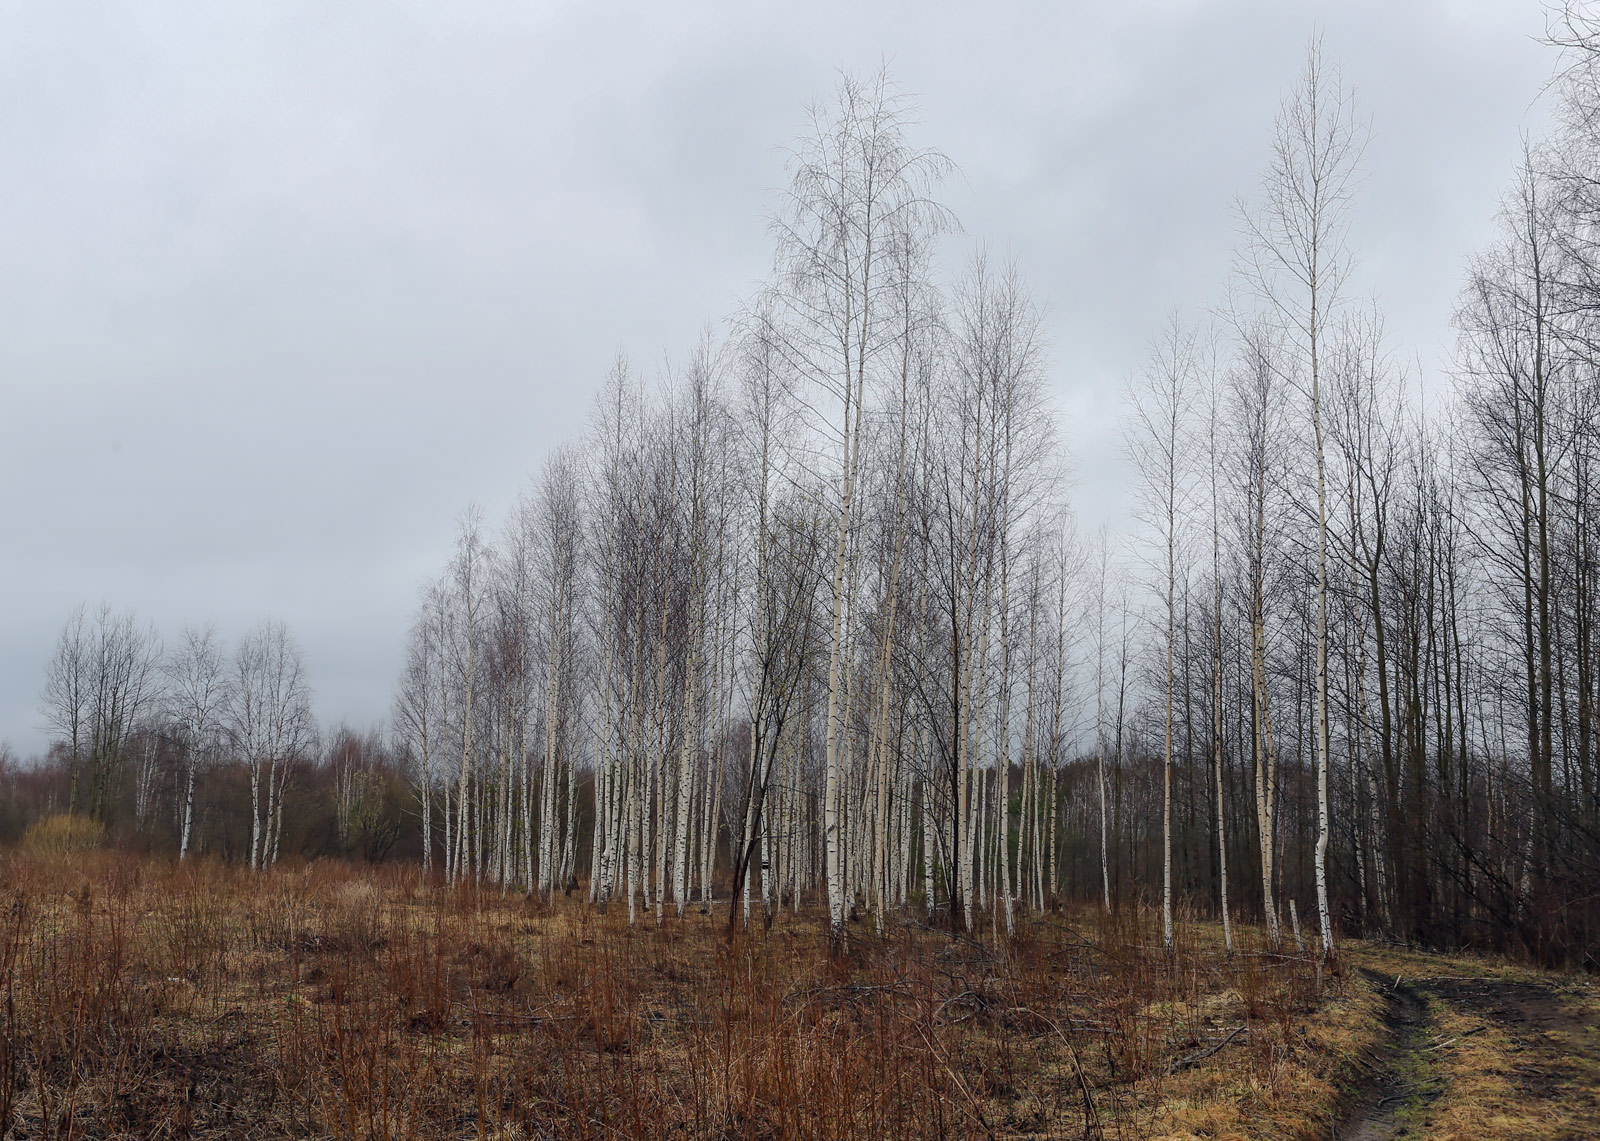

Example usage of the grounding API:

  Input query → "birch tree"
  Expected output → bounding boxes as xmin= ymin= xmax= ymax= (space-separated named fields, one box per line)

xmin=41 ymin=605 xmax=92 ymax=816
xmin=447 ymin=509 xmax=490 ymax=884
xmin=1204 ymin=362 xmax=1234 ymax=950
xmin=1127 ymin=320 xmax=1197 ymax=951
xmin=769 ymin=68 xmax=951 ymax=940
xmin=1239 ymin=39 xmax=1365 ymax=957
xmin=232 ymin=620 xmax=315 ymax=871
xmin=42 ymin=606 xmax=164 ymax=826
xmin=167 ymin=623 xmax=228 ymax=861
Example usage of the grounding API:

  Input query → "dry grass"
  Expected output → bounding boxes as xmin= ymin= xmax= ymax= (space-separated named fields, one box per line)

xmin=0 ymin=853 xmax=1467 ymax=1140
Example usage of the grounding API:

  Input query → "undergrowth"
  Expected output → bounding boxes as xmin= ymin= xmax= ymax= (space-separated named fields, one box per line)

xmin=0 ymin=854 xmax=1359 ymax=1139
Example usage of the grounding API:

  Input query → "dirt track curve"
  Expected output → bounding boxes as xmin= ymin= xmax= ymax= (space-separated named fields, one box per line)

xmin=1337 ymin=965 xmax=1600 ymax=1140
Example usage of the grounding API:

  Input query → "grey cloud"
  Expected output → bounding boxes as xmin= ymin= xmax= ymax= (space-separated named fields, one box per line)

xmin=0 ymin=0 xmax=1558 ymax=755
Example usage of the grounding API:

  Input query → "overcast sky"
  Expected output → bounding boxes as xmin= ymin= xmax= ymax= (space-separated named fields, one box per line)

xmin=0 ymin=0 xmax=1561 ymax=757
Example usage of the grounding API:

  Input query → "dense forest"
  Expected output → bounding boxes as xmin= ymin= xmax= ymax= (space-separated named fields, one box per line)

xmin=15 ymin=17 xmax=1600 ymax=972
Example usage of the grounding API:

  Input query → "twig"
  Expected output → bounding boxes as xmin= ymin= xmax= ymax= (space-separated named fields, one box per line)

xmin=1423 ymin=1025 xmax=1488 ymax=1051
xmin=781 ymin=981 xmax=914 ymax=1004
xmin=1415 ymin=976 xmax=1500 ymax=984
xmin=932 ymin=989 xmax=989 ymax=1024
xmin=1167 ymin=1025 xmax=1249 ymax=1075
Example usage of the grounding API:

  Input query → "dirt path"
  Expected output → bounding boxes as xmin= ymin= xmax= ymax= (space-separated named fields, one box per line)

xmin=1336 ymin=971 xmax=1437 ymax=1141
xmin=1337 ymin=963 xmax=1600 ymax=1140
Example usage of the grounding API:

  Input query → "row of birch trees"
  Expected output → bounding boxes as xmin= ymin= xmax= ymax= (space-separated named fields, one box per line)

xmin=393 ymin=26 xmax=1600 ymax=965
xmin=1115 ymin=23 xmax=1600 ymax=965
xmin=394 ymin=71 xmax=1090 ymax=941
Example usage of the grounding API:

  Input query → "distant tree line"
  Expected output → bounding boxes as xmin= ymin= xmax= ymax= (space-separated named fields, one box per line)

xmin=14 ymin=603 xmax=417 ymax=865
xmin=15 ymin=15 xmax=1600 ymax=968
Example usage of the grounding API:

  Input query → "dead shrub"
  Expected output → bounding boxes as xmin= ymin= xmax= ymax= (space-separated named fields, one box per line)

xmin=19 ymin=814 xmax=103 ymax=858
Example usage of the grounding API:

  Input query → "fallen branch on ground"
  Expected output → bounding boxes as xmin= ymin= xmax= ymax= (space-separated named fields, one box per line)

xmin=1168 ymin=1025 xmax=1250 ymax=1075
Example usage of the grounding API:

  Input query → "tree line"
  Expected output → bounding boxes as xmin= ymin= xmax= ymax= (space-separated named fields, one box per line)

xmin=17 ymin=18 xmax=1600 ymax=967
xmin=26 ymin=604 xmax=409 ymax=867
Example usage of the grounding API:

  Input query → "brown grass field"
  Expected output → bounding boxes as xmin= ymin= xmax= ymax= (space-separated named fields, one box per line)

xmin=0 ymin=852 xmax=1591 ymax=1140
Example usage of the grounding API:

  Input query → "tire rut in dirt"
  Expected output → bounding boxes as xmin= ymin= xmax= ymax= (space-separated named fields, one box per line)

xmin=1336 ymin=969 xmax=1438 ymax=1141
